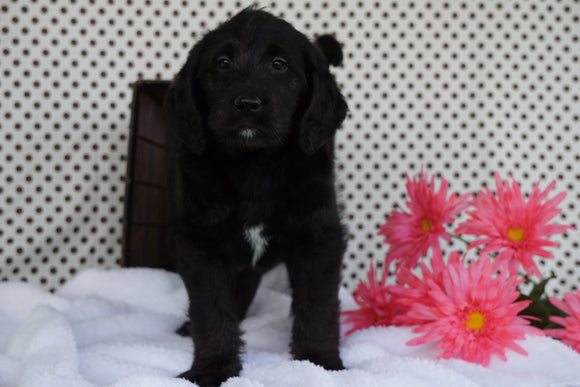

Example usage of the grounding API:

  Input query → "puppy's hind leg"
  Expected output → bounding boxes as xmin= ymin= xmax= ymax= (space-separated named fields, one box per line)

xmin=175 ymin=269 xmax=260 ymax=339
xmin=175 ymin=321 xmax=192 ymax=337
xmin=235 ymin=268 xmax=262 ymax=320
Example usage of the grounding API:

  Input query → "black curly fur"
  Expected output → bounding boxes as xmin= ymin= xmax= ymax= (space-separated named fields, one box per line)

xmin=164 ymin=8 xmax=348 ymax=387
xmin=316 ymin=34 xmax=344 ymax=67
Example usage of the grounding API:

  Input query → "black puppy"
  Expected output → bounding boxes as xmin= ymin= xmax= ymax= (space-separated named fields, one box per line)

xmin=164 ymin=8 xmax=348 ymax=386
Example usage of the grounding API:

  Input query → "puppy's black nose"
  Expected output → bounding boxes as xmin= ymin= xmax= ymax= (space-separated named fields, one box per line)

xmin=234 ymin=96 xmax=262 ymax=112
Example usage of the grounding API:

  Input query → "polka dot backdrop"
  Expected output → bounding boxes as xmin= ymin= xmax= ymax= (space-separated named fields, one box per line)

xmin=1 ymin=0 xmax=579 ymax=294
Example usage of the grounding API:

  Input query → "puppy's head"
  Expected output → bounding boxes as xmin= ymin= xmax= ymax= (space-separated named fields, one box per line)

xmin=164 ymin=8 xmax=347 ymax=155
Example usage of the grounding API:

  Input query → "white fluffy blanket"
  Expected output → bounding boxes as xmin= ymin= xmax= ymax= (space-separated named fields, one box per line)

xmin=1 ymin=268 xmax=579 ymax=387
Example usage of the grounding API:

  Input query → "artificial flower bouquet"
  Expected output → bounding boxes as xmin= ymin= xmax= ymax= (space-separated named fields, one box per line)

xmin=342 ymin=170 xmax=580 ymax=366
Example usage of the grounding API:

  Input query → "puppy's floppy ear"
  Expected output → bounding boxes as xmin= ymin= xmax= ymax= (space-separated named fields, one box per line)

xmin=315 ymin=34 xmax=343 ymax=67
xmin=300 ymin=35 xmax=348 ymax=155
xmin=163 ymin=44 xmax=205 ymax=154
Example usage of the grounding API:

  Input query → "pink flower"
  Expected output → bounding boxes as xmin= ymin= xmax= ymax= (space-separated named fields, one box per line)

xmin=342 ymin=264 xmax=403 ymax=335
xmin=405 ymin=253 xmax=542 ymax=367
xmin=545 ymin=290 xmax=580 ymax=353
xmin=455 ymin=172 xmax=575 ymax=278
xmin=378 ymin=170 xmax=471 ymax=272
xmin=389 ymin=250 xmax=460 ymax=326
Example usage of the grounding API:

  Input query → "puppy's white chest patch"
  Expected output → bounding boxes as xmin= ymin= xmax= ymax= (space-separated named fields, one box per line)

xmin=243 ymin=223 xmax=268 ymax=267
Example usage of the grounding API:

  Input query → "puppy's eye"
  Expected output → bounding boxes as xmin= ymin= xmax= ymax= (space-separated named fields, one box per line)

xmin=272 ymin=58 xmax=288 ymax=72
xmin=216 ymin=56 xmax=231 ymax=70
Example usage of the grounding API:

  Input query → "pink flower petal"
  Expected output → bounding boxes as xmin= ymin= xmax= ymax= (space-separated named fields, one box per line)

xmin=456 ymin=173 xmax=575 ymax=278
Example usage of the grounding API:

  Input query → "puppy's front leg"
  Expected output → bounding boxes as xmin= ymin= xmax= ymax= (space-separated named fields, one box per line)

xmin=284 ymin=225 xmax=345 ymax=371
xmin=174 ymin=235 xmax=243 ymax=387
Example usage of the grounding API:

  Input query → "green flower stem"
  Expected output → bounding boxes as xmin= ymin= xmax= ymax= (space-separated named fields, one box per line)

xmin=521 ymin=273 xmax=537 ymax=286
xmin=451 ymin=234 xmax=471 ymax=246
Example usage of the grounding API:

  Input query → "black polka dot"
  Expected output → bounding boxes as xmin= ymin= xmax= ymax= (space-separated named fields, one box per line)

xmin=0 ymin=0 xmax=578 ymax=294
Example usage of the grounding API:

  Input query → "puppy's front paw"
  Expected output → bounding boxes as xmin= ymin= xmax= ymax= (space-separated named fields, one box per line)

xmin=178 ymin=356 xmax=241 ymax=387
xmin=178 ymin=369 xmax=223 ymax=387
xmin=312 ymin=355 xmax=344 ymax=371
xmin=317 ymin=355 xmax=344 ymax=371
xmin=178 ymin=369 xmax=233 ymax=387
xmin=293 ymin=348 xmax=344 ymax=371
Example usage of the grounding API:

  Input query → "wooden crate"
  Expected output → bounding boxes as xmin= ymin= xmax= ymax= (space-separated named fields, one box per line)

xmin=122 ymin=80 xmax=174 ymax=270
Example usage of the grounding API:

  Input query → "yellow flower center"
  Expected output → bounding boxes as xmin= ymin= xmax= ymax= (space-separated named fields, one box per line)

xmin=421 ymin=219 xmax=432 ymax=232
xmin=508 ymin=228 xmax=525 ymax=242
xmin=465 ymin=312 xmax=485 ymax=331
